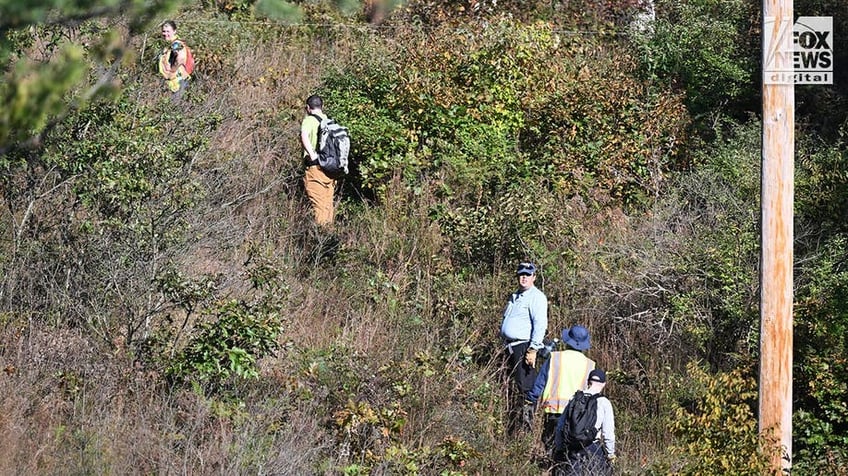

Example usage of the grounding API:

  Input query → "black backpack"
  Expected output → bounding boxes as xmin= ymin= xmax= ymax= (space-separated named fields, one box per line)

xmin=561 ymin=390 xmax=601 ymax=450
xmin=310 ymin=113 xmax=350 ymax=179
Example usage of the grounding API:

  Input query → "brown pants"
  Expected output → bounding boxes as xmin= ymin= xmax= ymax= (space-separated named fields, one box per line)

xmin=304 ymin=166 xmax=336 ymax=225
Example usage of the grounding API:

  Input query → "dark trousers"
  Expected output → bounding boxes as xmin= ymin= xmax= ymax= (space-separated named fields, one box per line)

xmin=505 ymin=341 xmax=536 ymax=393
xmin=542 ymin=413 xmax=561 ymax=456
xmin=504 ymin=341 xmax=537 ymax=433
xmin=554 ymin=442 xmax=611 ymax=476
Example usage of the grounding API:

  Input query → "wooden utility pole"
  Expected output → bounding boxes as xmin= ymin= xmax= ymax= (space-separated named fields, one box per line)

xmin=761 ymin=0 xmax=794 ymax=473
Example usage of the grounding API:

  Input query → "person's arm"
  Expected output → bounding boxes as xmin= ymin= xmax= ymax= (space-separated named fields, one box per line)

xmin=300 ymin=117 xmax=319 ymax=162
xmin=528 ymin=290 xmax=548 ymax=349
xmin=598 ymin=396 xmax=616 ymax=457
xmin=527 ymin=358 xmax=551 ymax=402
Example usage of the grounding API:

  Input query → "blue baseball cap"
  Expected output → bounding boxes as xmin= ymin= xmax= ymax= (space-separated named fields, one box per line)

xmin=516 ymin=262 xmax=536 ymax=276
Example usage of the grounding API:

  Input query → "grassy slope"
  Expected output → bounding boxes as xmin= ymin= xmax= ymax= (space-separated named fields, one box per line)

xmin=0 ymin=7 xmax=777 ymax=475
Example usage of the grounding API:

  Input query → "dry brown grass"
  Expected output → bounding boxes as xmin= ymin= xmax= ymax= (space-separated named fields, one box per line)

xmin=0 ymin=11 xmax=754 ymax=474
xmin=0 ymin=319 xmax=337 ymax=474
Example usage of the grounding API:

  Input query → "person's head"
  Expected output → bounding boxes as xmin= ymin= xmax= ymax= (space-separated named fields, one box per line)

xmin=588 ymin=368 xmax=607 ymax=390
xmin=561 ymin=325 xmax=591 ymax=351
xmin=515 ymin=262 xmax=537 ymax=291
xmin=306 ymin=94 xmax=323 ymax=112
xmin=162 ymin=20 xmax=177 ymax=42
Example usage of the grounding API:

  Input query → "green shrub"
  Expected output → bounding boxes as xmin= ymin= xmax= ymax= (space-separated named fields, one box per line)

xmin=324 ymin=16 xmax=688 ymax=208
xmin=648 ymin=362 xmax=778 ymax=475
xmin=633 ymin=0 xmax=758 ymax=124
xmin=793 ymin=235 xmax=848 ymax=473
xmin=662 ymin=121 xmax=761 ymax=367
xmin=167 ymin=300 xmax=281 ymax=388
xmin=434 ymin=181 xmax=572 ymax=268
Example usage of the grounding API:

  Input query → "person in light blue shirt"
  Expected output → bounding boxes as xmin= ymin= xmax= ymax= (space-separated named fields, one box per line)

xmin=500 ymin=261 xmax=548 ymax=432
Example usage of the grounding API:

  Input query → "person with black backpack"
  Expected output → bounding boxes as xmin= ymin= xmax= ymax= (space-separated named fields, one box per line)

xmin=554 ymin=368 xmax=616 ymax=476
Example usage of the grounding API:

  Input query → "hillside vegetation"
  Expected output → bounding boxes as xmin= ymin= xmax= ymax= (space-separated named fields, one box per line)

xmin=2 ymin=0 xmax=847 ymax=474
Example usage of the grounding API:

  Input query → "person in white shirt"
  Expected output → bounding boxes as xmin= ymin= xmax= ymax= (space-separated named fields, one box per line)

xmin=554 ymin=368 xmax=616 ymax=475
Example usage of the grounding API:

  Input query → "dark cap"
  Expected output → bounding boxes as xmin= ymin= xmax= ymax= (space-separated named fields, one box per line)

xmin=588 ymin=369 xmax=607 ymax=384
xmin=516 ymin=262 xmax=536 ymax=276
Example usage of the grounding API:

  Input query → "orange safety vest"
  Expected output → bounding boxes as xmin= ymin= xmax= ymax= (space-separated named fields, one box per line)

xmin=539 ymin=350 xmax=595 ymax=414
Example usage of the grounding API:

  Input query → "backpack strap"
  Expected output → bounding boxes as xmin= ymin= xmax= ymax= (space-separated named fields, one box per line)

xmin=308 ymin=113 xmax=325 ymax=147
xmin=305 ymin=113 xmax=325 ymax=167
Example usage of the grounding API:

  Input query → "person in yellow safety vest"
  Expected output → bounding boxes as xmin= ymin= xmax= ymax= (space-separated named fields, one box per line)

xmin=527 ymin=325 xmax=594 ymax=457
xmin=158 ymin=20 xmax=190 ymax=95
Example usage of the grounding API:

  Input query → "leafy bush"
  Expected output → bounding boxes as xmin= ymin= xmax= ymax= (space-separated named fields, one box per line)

xmin=633 ymin=0 xmax=758 ymax=125
xmin=167 ymin=300 xmax=281 ymax=388
xmin=524 ymin=53 xmax=689 ymax=203
xmin=793 ymin=235 xmax=848 ymax=473
xmin=0 ymin=85 xmax=220 ymax=346
xmin=325 ymin=17 xmax=688 ymax=207
xmin=434 ymin=181 xmax=577 ymax=268
xmin=789 ymin=124 xmax=848 ymax=471
xmin=795 ymin=128 xmax=848 ymax=237
xmin=648 ymin=362 xmax=778 ymax=475
xmin=659 ymin=121 xmax=761 ymax=367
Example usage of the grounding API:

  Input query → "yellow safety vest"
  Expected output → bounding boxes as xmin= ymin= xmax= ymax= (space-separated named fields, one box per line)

xmin=539 ymin=350 xmax=595 ymax=414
